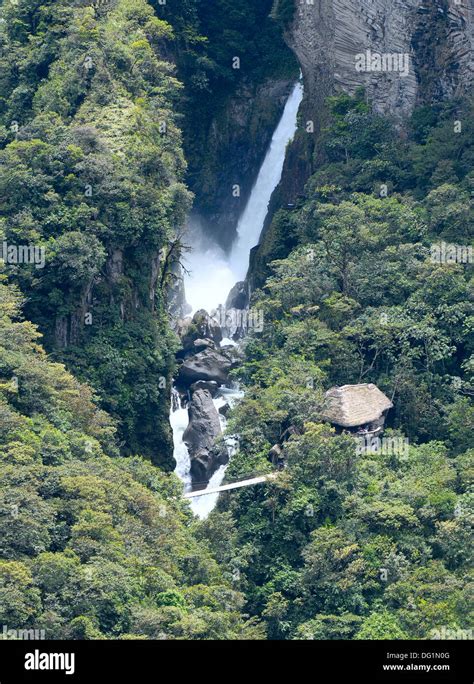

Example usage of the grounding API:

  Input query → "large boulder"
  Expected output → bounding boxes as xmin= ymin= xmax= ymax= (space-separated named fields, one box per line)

xmin=183 ymin=389 xmax=227 ymax=483
xmin=192 ymin=309 xmax=223 ymax=345
xmin=193 ymin=338 xmax=215 ymax=352
xmin=178 ymin=347 xmax=232 ymax=386
xmin=190 ymin=446 xmax=228 ymax=485
xmin=179 ymin=310 xmax=223 ymax=355
xmin=226 ymin=280 xmax=249 ymax=310
xmin=183 ymin=389 xmax=221 ymax=455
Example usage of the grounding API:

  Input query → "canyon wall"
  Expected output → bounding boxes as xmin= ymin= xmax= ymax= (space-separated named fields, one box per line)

xmin=248 ymin=0 xmax=474 ymax=286
xmin=189 ymin=78 xmax=296 ymax=251
xmin=288 ymin=0 xmax=473 ymax=121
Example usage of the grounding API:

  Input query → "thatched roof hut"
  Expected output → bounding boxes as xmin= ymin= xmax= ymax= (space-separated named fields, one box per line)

xmin=322 ymin=383 xmax=393 ymax=429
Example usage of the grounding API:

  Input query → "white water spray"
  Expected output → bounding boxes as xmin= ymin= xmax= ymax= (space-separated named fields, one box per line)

xmin=182 ymin=218 xmax=236 ymax=315
xmin=172 ymin=79 xmax=303 ymax=517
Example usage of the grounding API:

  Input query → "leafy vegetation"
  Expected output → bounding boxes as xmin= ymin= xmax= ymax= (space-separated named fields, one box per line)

xmin=203 ymin=92 xmax=474 ymax=640
xmin=0 ymin=0 xmax=472 ymax=643
xmin=0 ymin=281 xmax=262 ymax=639
xmin=0 ymin=0 xmax=193 ymax=466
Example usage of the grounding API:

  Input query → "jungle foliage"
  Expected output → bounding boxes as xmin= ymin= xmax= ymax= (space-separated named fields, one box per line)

xmin=0 ymin=280 xmax=262 ymax=639
xmin=0 ymin=0 xmax=194 ymax=465
xmin=204 ymin=92 xmax=474 ymax=640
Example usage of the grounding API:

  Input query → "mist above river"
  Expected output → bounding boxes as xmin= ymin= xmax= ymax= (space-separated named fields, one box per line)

xmin=182 ymin=217 xmax=236 ymax=315
xmin=183 ymin=80 xmax=304 ymax=316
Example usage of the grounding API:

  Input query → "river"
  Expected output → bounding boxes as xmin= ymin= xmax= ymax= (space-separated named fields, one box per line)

xmin=171 ymin=79 xmax=304 ymax=518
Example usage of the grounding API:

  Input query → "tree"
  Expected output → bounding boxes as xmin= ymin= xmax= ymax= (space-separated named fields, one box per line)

xmin=355 ymin=611 xmax=408 ymax=640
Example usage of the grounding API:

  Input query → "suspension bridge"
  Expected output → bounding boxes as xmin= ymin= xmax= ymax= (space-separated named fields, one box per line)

xmin=184 ymin=473 xmax=277 ymax=498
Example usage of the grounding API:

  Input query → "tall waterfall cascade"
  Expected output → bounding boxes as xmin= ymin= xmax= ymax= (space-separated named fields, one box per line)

xmin=171 ymin=79 xmax=304 ymax=518
xmin=229 ymin=81 xmax=304 ymax=282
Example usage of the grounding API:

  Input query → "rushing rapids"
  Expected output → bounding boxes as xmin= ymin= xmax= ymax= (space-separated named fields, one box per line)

xmin=171 ymin=80 xmax=304 ymax=518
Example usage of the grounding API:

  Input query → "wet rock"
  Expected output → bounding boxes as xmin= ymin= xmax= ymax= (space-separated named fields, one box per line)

xmin=192 ymin=310 xmax=223 ymax=346
xmin=183 ymin=389 xmax=226 ymax=482
xmin=218 ymin=402 xmax=231 ymax=417
xmin=190 ymin=446 xmax=229 ymax=486
xmin=193 ymin=338 xmax=215 ymax=352
xmin=183 ymin=389 xmax=222 ymax=454
xmin=226 ymin=281 xmax=249 ymax=310
xmin=220 ymin=343 xmax=244 ymax=366
xmin=178 ymin=347 xmax=232 ymax=386
xmin=179 ymin=310 xmax=223 ymax=355
xmin=190 ymin=380 xmax=219 ymax=397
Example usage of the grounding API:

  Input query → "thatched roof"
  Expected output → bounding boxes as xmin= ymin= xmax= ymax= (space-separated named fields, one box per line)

xmin=322 ymin=384 xmax=393 ymax=428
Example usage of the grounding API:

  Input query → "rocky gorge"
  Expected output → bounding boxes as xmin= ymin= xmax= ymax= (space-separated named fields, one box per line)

xmin=167 ymin=0 xmax=473 ymax=509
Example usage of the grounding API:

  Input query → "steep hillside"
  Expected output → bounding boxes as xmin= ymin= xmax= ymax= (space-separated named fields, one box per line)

xmin=0 ymin=0 xmax=191 ymax=467
xmin=206 ymin=91 xmax=474 ymax=640
xmin=253 ymin=0 xmax=474 ymax=279
xmin=0 ymin=280 xmax=261 ymax=639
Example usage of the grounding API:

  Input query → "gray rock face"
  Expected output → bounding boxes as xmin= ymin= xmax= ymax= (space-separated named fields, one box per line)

xmin=178 ymin=348 xmax=232 ymax=386
xmin=218 ymin=402 xmax=231 ymax=417
xmin=183 ymin=389 xmax=222 ymax=455
xmin=190 ymin=380 xmax=219 ymax=397
xmin=226 ymin=281 xmax=249 ymax=310
xmin=190 ymin=78 xmax=297 ymax=250
xmin=183 ymin=389 xmax=226 ymax=483
xmin=192 ymin=310 xmax=223 ymax=346
xmin=178 ymin=310 xmax=223 ymax=356
xmin=167 ymin=262 xmax=192 ymax=321
xmin=174 ymin=316 xmax=193 ymax=341
xmin=193 ymin=338 xmax=215 ymax=352
xmin=287 ymin=0 xmax=473 ymax=121
xmin=250 ymin=0 xmax=474 ymax=291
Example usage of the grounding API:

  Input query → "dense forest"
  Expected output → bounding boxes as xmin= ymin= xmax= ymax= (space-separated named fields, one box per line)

xmin=210 ymin=92 xmax=474 ymax=639
xmin=0 ymin=0 xmax=472 ymax=643
xmin=0 ymin=0 xmax=192 ymax=466
xmin=0 ymin=282 xmax=263 ymax=639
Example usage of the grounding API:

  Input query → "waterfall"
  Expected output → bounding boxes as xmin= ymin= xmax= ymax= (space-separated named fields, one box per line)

xmin=171 ymin=78 xmax=303 ymax=517
xmin=170 ymin=388 xmax=192 ymax=492
xmin=229 ymin=80 xmax=304 ymax=282
xmin=183 ymin=80 xmax=304 ymax=314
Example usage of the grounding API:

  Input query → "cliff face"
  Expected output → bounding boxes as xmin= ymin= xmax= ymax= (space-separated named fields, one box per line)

xmin=287 ymin=0 xmax=473 ymax=121
xmin=279 ymin=0 xmax=474 ymax=188
xmin=248 ymin=0 xmax=474 ymax=287
xmin=188 ymin=78 xmax=295 ymax=251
